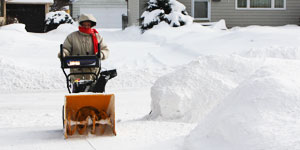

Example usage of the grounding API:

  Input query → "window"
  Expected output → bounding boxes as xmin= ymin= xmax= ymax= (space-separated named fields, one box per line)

xmin=236 ymin=0 xmax=285 ymax=9
xmin=193 ymin=0 xmax=210 ymax=20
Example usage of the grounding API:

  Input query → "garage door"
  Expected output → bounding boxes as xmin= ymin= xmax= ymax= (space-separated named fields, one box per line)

xmin=6 ymin=4 xmax=45 ymax=32
xmin=80 ymin=7 xmax=127 ymax=28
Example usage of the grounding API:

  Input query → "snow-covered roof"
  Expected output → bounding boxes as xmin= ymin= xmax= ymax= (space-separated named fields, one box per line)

xmin=5 ymin=0 xmax=54 ymax=4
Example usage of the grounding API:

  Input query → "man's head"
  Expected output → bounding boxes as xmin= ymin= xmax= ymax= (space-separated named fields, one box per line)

xmin=81 ymin=21 xmax=92 ymax=28
xmin=79 ymin=14 xmax=97 ymax=28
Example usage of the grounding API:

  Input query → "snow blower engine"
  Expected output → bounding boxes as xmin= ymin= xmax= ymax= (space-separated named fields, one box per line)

xmin=60 ymin=44 xmax=117 ymax=138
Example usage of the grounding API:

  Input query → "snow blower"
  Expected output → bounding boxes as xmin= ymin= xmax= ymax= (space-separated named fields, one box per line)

xmin=60 ymin=44 xmax=117 ymax=138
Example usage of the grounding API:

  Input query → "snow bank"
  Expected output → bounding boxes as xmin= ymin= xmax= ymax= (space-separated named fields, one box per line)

xmin=148 ymin=55 xmax=263 ymax=122
xmin=184 ymin=59 xmax=300 ymax=150
xmin=0 ymin=56 xmax=64 ymax=91
xmin=241 ymin=46 xmax=300 ymax=60
xmin=211 ymin=19 xmax=227 ymax=30
xmin=142 ymin=23 xmax=300 ymax=56
xmin=0 ymin=23 xmax=27 ymax=32
xmin=47 ymin=23 xmax=78 ymax=34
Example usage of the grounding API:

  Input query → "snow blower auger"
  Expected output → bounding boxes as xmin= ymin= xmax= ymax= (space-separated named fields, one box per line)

xmin=60 ymin=44 xmax=117 ymax=139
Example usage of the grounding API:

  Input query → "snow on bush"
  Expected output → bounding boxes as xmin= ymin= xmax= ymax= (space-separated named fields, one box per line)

xmin=44 ymin=11 xmax=74 ymax=32
xmin=184 ymin=59 xmax=300 ymax=150
xmin=148 ymin=55 xmax=263 ymax=122
xmin=140 ymin=0 xmax=193 ymax=32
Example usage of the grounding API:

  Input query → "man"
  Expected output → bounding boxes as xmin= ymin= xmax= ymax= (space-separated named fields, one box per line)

xmin=59 ymin=14 xmax=109 ymax=82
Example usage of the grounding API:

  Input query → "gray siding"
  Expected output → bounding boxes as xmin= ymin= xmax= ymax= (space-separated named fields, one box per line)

xmin=135 ymin=0 xmax=300 ymax=28
xmin=211 ymin=0 xmax=300 ymax=27
xmin=139 ymin=0 xmax=148 ymax=19
xmin=178 ymin=0 xmax=191 ymax=15
xmin=128 ymin=0 xmax=139 ymax=26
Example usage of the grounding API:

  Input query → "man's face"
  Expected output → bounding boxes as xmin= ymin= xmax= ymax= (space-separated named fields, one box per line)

xmin=82 ymin=21 xmax=92 ymax=28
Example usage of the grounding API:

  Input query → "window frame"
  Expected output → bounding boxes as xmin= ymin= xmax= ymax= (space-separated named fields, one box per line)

xmin=192 ymin=0 xmax=211 ymax=21
xmin=235 ymin=0 xmax=286 ymax=10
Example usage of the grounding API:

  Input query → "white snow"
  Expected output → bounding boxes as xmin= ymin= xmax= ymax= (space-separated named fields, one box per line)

xmin=141 ymin=0 xmax=193 ymax=28
xmin=0 ymin=20 xmax=300 ymax=150
xmin=184 ymin=59 xmax=300 ymax=150
xmin=165 ymin=0 xmax=193 ymax=26
xmin=149 ymin=55 xmax=263 ymax=122
xmin=141 ymin=9 xmax=165 ymax=26
xmin=45 ymin=11 xmax=74 ymax=25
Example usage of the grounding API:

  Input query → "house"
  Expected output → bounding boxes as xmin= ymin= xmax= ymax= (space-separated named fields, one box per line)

xmin=70 ymin=0 xmax=127 ymax=28
xmin=0 ymin=0 xmax=53 ymax=32
xmin=127 ymin=0 xmax=300 ymax=28
xmin=0 ymin=0 xmax=5 ymax=25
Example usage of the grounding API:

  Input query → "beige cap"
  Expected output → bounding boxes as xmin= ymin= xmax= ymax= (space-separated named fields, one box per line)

xmin=79 ymin=14 xmax=97 ymax=27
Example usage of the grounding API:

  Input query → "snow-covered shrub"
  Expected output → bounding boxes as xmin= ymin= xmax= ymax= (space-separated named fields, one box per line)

xmin=140 ymin=0 xmax=193 ymax=32
xmin=44 ymin=11 xmax=74 ymax=32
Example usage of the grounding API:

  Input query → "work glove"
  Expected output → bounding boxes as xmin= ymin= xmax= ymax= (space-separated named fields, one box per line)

xmin=58 ymin=49 xmax=70 ymax=59
xmin=96 ymin=52 xmax=104 ymax=60
xmin=57 ymin=52 xmax=65 ymax=59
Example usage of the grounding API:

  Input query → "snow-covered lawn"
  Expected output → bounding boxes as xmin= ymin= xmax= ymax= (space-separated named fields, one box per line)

xmin=1 ymin=21 xmax=300 ymax=149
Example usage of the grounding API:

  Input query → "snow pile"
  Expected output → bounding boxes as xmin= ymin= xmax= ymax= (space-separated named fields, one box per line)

xmin=0 ymin=23 xmax=66 ymax=91
xmin=242 ymin=46 xmax=300 ymax=60
xmin=0 ymin=23 xmax=27 ymax=32
xmin=184 ymin=59 xmax=300 ymax=150
xmin=47 ymin=23 xmax=78 ymax=34
xmin=149 ymin=55 xmax=263 ymax=122
xmin=142 ymin=23 xmax=300 ymax=56
xmin=0 ymin=56 xmax=64 ymax=91
xmin=211 ymin=19 xmax=227 ymax=30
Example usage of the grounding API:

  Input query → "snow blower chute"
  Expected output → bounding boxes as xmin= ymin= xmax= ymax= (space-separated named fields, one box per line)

xmin=60 ymin=44 xmax=117 ymax=138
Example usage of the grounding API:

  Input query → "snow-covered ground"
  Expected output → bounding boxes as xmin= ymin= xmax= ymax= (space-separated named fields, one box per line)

xmin=0 ymin=21 xmax=300 ymax=150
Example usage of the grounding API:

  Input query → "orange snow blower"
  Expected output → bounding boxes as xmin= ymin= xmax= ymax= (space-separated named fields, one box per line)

xmin=60 ymin=44 xmax=117 ymax=138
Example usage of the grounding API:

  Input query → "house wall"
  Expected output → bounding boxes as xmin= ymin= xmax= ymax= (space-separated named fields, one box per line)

xmin=0 ymin=0 xmax=5 ymax=25
xmin=45 ymin=3 xmax=50 ymax=14
xmin=211 ymin=0 xmax=300 ymax=27
xmin=135 ymin=0 xmax=300 ymax=28
xmin=71 ymin=0 xmax=127 ymax=28
xmin=139 ymin=0 xmax=147 ymax=19
xmin=178 ymin=0 xmax=192 ymax=15
xmin=72 ymin=0 xmax=127 ymax=19
xmin=128 ymin=0 xmax=139 ymax=26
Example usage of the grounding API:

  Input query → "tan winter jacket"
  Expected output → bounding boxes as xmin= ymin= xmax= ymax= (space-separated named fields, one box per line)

xmin=59 ymin=14 xmax=109 ymax=82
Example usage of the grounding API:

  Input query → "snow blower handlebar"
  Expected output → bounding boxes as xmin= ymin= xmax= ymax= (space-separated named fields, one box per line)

xmin=60 ymin=44 xmax=101 ymax=93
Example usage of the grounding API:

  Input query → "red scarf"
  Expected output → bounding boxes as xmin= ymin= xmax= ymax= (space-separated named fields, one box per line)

xmin=79 ymin=26 xmax=99 ymax=54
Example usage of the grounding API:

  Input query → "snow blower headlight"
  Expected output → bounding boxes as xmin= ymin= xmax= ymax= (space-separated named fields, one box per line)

xmin=68 ymin=61 xmax=80 ymax=66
